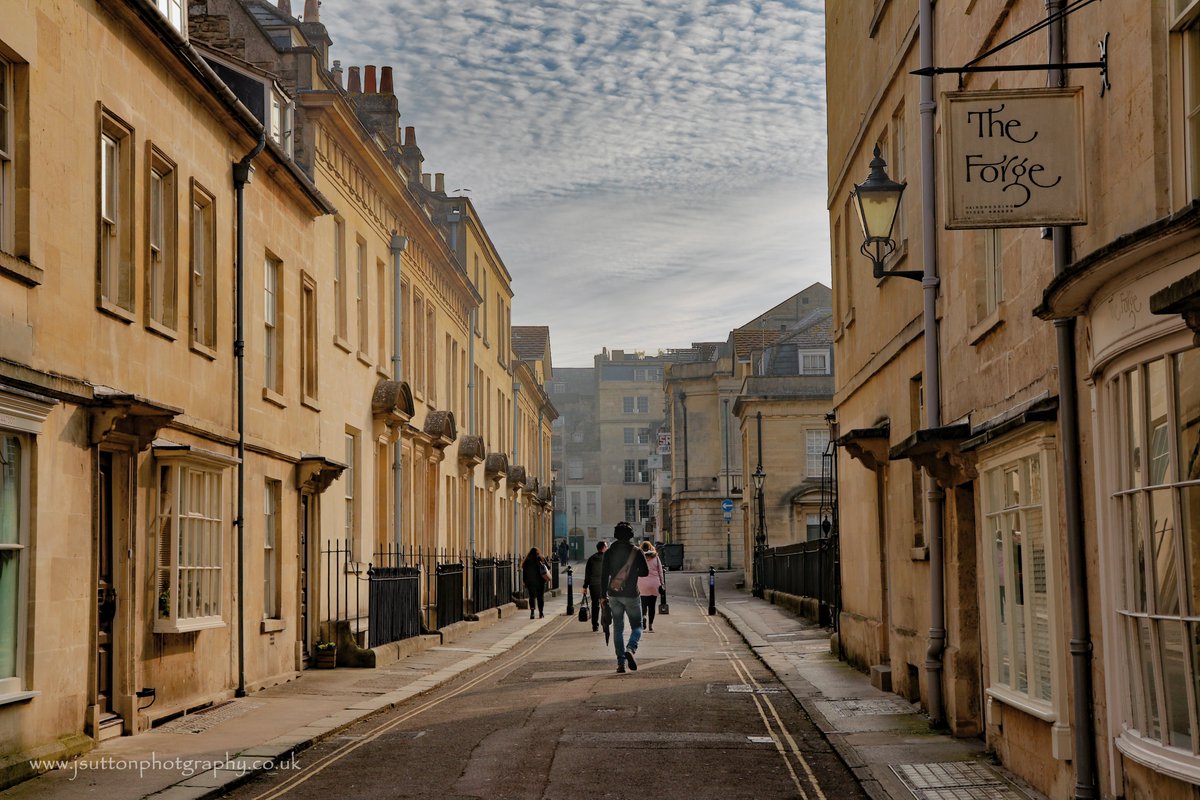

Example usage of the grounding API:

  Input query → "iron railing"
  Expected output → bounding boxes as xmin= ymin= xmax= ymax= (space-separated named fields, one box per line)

xmin=436 ymin=562 xmax=465 ymax=628
xmin=760 ymin=538 xmax=838 ymax=627
xmin=366 ymin=564 xmax=420 ymax=647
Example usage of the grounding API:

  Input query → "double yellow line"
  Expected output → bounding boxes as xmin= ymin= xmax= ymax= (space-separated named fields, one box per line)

xmin=688 ymin=576 xmax=828 ymax=800
xmin=250 ymin=615 xmax=571 ymax=800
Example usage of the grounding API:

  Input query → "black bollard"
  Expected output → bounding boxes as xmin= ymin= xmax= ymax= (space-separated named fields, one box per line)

xmin=708 ymin=566 xmax=716 ymax=616
xmin=566 ymin=566 xmax=574 ymax=615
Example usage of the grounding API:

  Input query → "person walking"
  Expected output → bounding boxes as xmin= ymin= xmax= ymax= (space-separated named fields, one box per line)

xmin=557 ymin=539 xmax=569 ymax=566
xmin=582 ymin=541 xmax=607 ymax=632
xmin=637 ymin=541 xmax=665 ymax=633
xmin=521 ymin=547 xmax=550 ymax=619
xmin=601 ymin=522 xmax=649 ymax=673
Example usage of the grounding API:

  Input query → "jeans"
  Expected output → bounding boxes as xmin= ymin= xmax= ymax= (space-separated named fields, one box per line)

xmin=608 ymin=594 xmax=642 ymax=663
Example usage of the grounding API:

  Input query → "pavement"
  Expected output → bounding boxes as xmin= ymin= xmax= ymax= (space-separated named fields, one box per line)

xmin=3 ymin=567 xmax=1045 ymax=800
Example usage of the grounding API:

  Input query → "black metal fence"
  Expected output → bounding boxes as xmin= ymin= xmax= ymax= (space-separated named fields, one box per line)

xmin=367 ymin=565 xmax=420 ymax=647
xmin=761 ymin=538 xmax=838 ymax=627
xmin=472 ymin=556 xmax=497 ymax=612
xmin=436 ymin=562 xmax=465 ymax=628
xmin=496 ymin=557 xmax=514 ymax=607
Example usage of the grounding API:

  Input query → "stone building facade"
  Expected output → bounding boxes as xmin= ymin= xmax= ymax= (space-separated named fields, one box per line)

xmin=828 ymin=2 xmax=1200 ymax=798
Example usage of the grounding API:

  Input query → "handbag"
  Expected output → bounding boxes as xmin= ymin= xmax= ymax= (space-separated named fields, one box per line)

xmin=540 ymin=561 xmax=551 ymax=581
xmin=659 ymin=584 xmax=670 ymax=615
xmin=578 ymin=590 xmax=589 ymax=622
xmin=608 ymin=547 xmax=639 ymax=592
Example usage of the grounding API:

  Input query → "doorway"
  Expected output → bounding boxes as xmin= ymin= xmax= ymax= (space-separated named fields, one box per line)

xmin=299 ymin=493 xmax=312 ymax=663
xmin=95 ymin=449 xmax=129 ymax=740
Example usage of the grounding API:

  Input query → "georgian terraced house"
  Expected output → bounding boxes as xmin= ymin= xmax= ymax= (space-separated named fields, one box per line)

xmin=0 ymin=0 xmax=554 ymax=786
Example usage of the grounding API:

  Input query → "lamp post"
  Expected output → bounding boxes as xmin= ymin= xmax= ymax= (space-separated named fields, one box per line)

xmin=752 ymin=466 xmax=766 ymax=598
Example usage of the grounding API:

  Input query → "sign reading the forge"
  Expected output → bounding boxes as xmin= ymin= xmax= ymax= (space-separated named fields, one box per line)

xmin=943 ymin=87 xmax=1086 ymax=229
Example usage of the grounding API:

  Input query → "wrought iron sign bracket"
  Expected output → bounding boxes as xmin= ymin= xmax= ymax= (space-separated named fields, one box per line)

xmin=911 ymin=35 xmax=1110 ymax=97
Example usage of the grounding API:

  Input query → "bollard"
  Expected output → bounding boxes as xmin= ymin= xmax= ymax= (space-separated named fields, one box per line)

xmin=708 ymin=566 xmax=716 ymax=616
xmin=566 ymin=566 xmax=574 ymax=615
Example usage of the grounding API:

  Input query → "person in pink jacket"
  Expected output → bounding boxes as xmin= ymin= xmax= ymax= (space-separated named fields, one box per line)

xmin=637 ymin=541 xmax=665 ymax=632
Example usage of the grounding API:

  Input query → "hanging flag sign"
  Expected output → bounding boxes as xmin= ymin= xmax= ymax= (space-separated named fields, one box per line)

xmin=943 ymin=87 xmax=1086 ymax=229
xmin=657 ymin=433 xmax=672 ymax=455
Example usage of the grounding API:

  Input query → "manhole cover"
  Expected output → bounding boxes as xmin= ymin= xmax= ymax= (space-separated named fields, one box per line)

xmin=747 ymin=735 xmax=775 ymax=744
xmin=892 ymin=763 xmax=1031 ymax=800
xmin=157 ymin=701 xmax=263 ymax=734
xmin=828 ymin=698 xmax=918 ymax=716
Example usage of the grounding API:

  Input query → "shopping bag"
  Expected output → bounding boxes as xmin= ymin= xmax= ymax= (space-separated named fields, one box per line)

xmin=578 ymin=590 xmax=589 ymax=622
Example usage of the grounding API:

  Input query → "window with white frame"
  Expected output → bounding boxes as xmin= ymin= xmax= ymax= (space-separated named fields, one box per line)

xmin=100 ymin=112 xmax=134 ymax=313
xmin=344 ymin=431 xmax=358 ymax=551
xmin=638 ymin=499 xmax=650 ymax=520
xmin=624 ymin=459 xmax=636 ymax=483
xmin=263 ymin=479 xmax=280 ymax=619
xmin=979 ymin=228 xmax=1004 ymax=321
xmin=334 ymin=218 xmax=347 ymax=342
xmin=190 ymin=184 xmax=216 ymax=350
xmin=154 ymin=447 xmax=235 ymax=633
xmin=0 ymin=432 xmax=27 ymax=696
xmin=1176 ymin=0 xmax=1200 ymax=196
xmin=152 ymin=0 xmax=185 ymax=34
xmin=356 ymin=237 xmax=368 ymax=357
xmin=0 ymin=57 xmax=13 ymax=253
xmin=567 ymin=458 xmax=582 ymax=480
xmin=301 ymin=272 xmax=318 ymax=401
xmin=980 ymin=438 xmax=1059 ymax=713
xmin=1109 ymin=348 xmax=1200 ymax=753
xmin=806 ymin=513 xmax=822 ymax=541
xmin=147 ymin=149 xmax=177 ymax=330
xmin=638 ymin=428 xmax=651 ymax=445
xmin=586 ymin=490 xmax=597 ymax=518
xmin=268 ymin=88 xmax=293 ymax=158
xmin=264 ymin=254 xmax=281 ymax=393
xmin=799 ymin=351 xmax=830 ymax=375
xmin=806 ymin=429 xmax=830 ymax=477
xmin=624 ymin=498 xmax=637 ymax=522
xmin=624 ymin=427 xmax=635 ymax=445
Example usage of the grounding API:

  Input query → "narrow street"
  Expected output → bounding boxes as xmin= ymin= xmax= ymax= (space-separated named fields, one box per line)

xmin=221 ymin=576 xmax=865 ymax=800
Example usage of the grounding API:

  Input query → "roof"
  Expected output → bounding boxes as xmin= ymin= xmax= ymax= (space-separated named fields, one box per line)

xmin=764 ymin=309 xmax=834 ymax=376
xmin=512 ymin=326 xmax=550 ymax=362
xmin=732 ymin=328 xmax=786 ymax=360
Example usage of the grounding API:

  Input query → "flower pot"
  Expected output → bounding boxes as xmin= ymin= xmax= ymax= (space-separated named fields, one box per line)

xmin=314 ymin=648 xmax=337 ymax=669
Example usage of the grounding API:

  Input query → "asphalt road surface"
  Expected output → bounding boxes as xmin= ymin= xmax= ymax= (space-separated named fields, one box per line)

xmin=221 ymin=574 xmax=867 ymax=800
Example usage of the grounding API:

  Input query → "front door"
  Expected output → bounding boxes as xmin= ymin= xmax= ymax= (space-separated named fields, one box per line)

xmin=95 ymin=450 xmax=126 ymax=739
xmin=299 ymin=493 xmax=311 ymax=662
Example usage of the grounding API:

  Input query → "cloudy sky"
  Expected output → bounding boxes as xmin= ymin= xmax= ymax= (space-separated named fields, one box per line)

xmin=322 ymin=0 xmax=829 ymax=366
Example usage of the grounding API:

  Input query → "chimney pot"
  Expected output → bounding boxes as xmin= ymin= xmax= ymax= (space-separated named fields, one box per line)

xmin=347 ymin=66 xmax=361 ymax=93
xmin=278 ymin=0 xmax=292 ymax=15
xmin=331 ymin=60 xmax=343 ymax=89
xmin=435 ymin=173 xmax=446 ymax=193
xmin=405 ymin=126 xmax=417 ymax=145
xmin=364 ymin=65 xmax=377 ymax=94
xmin=303 ymin=0 xmax=319 ymax=22
xmin=380 ymin=66 xmax=394 ymax=95
xmin=422 ymin=173 xmax=432 ymax=190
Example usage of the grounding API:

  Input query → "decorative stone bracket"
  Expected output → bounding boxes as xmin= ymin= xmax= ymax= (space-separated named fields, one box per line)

xmin=507 ymin=465 xmax=527 ymax=491
xmin=836 ymin=423 xmax=891 ymax=472
xmin=889 ymin=424 xmax=976 ymax=488
xmin=371 ymin=379 xmax=414 ymax=441
xmin=423 ymin=409 xmax=457 ymax=450
xmin=484 ymin=452 xmax=509 ymax=489
xmin=90 ymin=391 xmax=182 ymax=451
xmin=1151 ymin=269 xmax=1200 ymax=346
xmin=457 ymin=433 xmax=485 ymax=467
xmin=297 ymin=455 xmax=347 ymax=494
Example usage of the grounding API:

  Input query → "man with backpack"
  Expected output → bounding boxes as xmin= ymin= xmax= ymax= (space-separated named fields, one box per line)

xmin=601 ymin=521 xmax=649 ymax=673
xmin=582 ymin=540 xmax=607 ymax=632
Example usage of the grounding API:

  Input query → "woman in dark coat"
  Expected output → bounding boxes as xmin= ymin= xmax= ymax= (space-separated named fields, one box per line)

xmin=521 ymin=547 xmax=549 ymax=619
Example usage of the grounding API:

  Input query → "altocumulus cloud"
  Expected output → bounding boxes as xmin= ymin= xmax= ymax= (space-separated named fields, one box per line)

xmin=322 ymin=0 xmax=829 ymax=365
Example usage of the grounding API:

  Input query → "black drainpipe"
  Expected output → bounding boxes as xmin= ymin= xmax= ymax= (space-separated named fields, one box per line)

xmin=233 ymin=130 xmax=266 ymax=698
xmin=1047 ymin=3 xmax=1097 ymax=796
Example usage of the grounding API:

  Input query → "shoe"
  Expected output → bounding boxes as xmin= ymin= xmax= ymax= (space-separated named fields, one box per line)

xmin=530 ymin=611 xmax=535 ymax=619
xmin=616 ymin=664 xmax=626 ymax=674
xmin=648 ymin=625 xmax=654 ymax=632
xmin=539 ymin=612 xmax=544 ymax=618
xmin=592 ymin=626 xmax=599 ymax=632
xmin=625 ymin=648 xmax=637 ymax=671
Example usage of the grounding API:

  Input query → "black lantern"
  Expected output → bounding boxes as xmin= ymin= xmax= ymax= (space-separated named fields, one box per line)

xmin=752 ymin=467 xmax=765 ymax=493
xmin=852 ymin=145 xmax=919 ymax=281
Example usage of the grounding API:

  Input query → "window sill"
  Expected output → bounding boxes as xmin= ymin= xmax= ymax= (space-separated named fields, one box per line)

xmin=145 ymin=319 xmax=179 ymax=342
xmin=1115 ymin=728 xmax=1200 ymax=786
xmin=154 ymin=616 xmax=225 ymax=634
xmin=910 ymin=546 xmax=928 ymax=561
xmin=97 ymin=298 xmax=136 ymax=324
xmin=0 ymin=690 xmax=40 ymax=707
xmin=0 ymin=250 xmax=43 ymax=287
xmin=190 ymin=341 xmax=217 ymax=361
xmin=333 ymin=336 xmax=352 ymax=354
xmin=985 ymin=686 xmax=1056 ymax=723
xmin=262 ymin=387 xmax=287 ymax=409
xmin=357 ymin=352 xmax=373 ymax=369
xmin=968 ymin=306 xmax=1005 ymax=346
xmin=845 ymin=306 xmax=856 ymax=330
xmin=260 ymin=618 xmax=286 ymax=634
xmin=301 ymin=395 xmax=320 ymax=412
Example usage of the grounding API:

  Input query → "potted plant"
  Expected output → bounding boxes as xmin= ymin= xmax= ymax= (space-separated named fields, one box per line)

xmin=314 ymin=640 xmax=337 ymax=669
xmin=158 ymin=589 xmax=171 ymax=618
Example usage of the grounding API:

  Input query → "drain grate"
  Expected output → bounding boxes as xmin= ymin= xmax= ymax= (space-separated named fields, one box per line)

xmin=724 ymin=683 xmax=783 ymax=694
xmin=157 ymin=700 xmax=264 ymax=734
xmin=827 ymin=697 xmax=919 ymax=716
xmin=892 ymin=763 xmax=1030 ymax=800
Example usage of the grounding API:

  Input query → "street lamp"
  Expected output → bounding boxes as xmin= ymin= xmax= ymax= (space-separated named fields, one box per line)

xmin=851 ymin=145 xmax=920 ymax=281
xmin=752 ymin=465 xmax=766 ymax=598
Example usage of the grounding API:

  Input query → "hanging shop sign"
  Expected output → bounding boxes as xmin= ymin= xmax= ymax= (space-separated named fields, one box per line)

xmin=657 ymin=432 xmax=672 ymax=455
xmin=943 ymin=87 xmax=1086 ymax=229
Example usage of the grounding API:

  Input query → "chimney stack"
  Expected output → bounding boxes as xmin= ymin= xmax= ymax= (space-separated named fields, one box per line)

xmin=303 ymin=0 xmax=319 ymax=22
xmin=422 ymin=173 xmax=433 ymax=190
xmin=331 ymin=60 xmax=343 ymax=89
xmin=364 ymin=65 xmax=377 ymax=94
xmin=278 ymin=0 xmax=292 ymax=15
xmin=347 ymin=65 xmax=361 ymax=93
xmin=380 ymin=66 xmax=394 ymax=94
xmin=405 ymin=126 xmax=417 ymax=146
xmin=435 ymin=173 xmax=445 ymax=193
